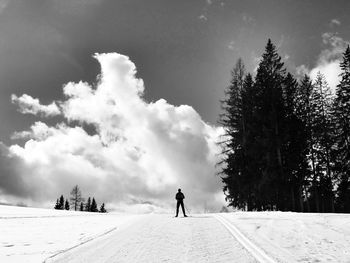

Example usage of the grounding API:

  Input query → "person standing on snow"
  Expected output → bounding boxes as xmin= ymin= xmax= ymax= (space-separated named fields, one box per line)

xmin=175 ymin=189 xmax=187 ymax=217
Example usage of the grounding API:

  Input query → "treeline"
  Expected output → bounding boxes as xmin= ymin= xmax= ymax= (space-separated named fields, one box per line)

xmin=54 ymin=185 xmax=107 ymax=213
xmin=219 ymin=39 xmax=350 ymax=213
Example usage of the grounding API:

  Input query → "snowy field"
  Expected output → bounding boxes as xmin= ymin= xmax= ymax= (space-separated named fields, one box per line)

xmin=222 ymin=212 xmax=350 ymax=262
xmin=1 ymin=205 xmax=350 ymax=262
xmin=0 ymin=205 xmax=141 ymax=263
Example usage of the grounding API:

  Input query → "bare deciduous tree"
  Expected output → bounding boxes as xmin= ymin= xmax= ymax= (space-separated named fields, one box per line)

xmin=70 ymin=185 xmax=84 ymax=211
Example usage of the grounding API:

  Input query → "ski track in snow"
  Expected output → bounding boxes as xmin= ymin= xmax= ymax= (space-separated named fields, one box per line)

xmin=214 ymin=214 xmax=276 ymax=263
xmin=43 ymin=226 xmax=118 ymax=263
xmin=222 ymin=212 xmax=350 ymax=262
xmin=0 ymin=205 xmax=141 ymax=263
xmin=46 ymin=214 xmax=258 ymax=263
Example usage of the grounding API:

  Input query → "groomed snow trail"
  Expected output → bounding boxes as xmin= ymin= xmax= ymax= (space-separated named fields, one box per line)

xmin=214 ymin=214 xmax=276 ymax=263
xmin=46 ymin=214 xmax=258 ymax=263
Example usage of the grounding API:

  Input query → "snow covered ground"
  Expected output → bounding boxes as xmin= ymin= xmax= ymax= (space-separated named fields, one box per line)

xmin=1 ymin=205 xmax=350 ymax=263
xmin=0 ymin=205 xmax=141 ymax=263
xmin=222 ymin=212 xmax=350 ymax=262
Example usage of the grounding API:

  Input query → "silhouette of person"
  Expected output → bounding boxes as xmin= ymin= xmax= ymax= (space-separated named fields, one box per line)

xmin=175 ymin=189 xmax=187 ymax=217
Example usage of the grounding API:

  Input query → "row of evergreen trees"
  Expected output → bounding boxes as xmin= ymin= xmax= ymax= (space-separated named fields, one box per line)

xmin=219 ymin=39 xmax=350 ymax=213
xmin=54 ymin=185 xmax=107 ymax=213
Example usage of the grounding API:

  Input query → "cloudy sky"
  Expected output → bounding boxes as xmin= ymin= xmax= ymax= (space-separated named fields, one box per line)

xmin=0 ymin=0 xmax=349 ymax=212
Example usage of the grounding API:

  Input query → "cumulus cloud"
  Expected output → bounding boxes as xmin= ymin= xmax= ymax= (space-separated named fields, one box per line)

xmin=1 ymin=53 xmax=224 ymax=212
xmin=11 ymin=94 xmax=61 ymax=117
xmin=296 ymin=33 xmax=349 ymax=91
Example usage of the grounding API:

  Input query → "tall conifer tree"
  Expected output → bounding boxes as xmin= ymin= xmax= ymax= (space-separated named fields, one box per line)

xmin=295 ymin=75 xmax=315 ymax=211
xmin=282 ymin=73 xmax=308 ymax=211
xmin=334 ymin=46 xmax=350 ymax=212
xmin=310 ymin=72 xmax=335 ymax=212
xmin=219 ymin=58 xmax=248 ymax=209
xmin=253 ymin=39 xmax=287 ymax=210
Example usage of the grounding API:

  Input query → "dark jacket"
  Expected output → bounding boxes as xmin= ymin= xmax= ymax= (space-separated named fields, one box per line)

xmin=175 ymin=192 xmax=185 ymax=201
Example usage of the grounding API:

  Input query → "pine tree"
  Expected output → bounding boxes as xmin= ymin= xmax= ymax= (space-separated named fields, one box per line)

xmin=80 ymin=202 xmax=84 ymax=211
xmin=70 ymin=185 xmax=84 ymax=211
xmin=99 ymin=203 xmax=107 ymax=213
xmin=85 ymin=197 xmax=91 ymax=212
xmin=282 ymin=73 xmax=309 ymax=212
xmin=91 ymin=198 xmax=98 ymax=212
xmin=92 ymin=198 xmax=98 ymax=212
xmin=219 ymin=58 xmax=248 ymax=209
xmin=253 ymin=39 xmax=287 ymax=210
xmin=334 ymin=45 xmax=350 ymax=212
xmin=59 ymin=195 xmax=65 ymax=210
xmin=240 ymin=73 xmax=260 ymax=210
xmin=295 ymin=75 xmax=315 ymax=212
xmin=310 ymin=72 xmax=335 ymax=212
xmin=54 ymin=199 xmax=60 ymax=210
xmin=64 ymin=199 xmax=70 ymax=210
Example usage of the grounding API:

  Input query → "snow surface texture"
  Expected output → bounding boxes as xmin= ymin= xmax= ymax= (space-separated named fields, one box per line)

xmin=48 ymin=214 xmax=256 ymax=263
xmin=1 ymin=205 xmax=350 ymax=262
xmin=223 ymin=212 xmax=350 ymax=262
xmin=0 ymin=205 xmax=141 ymax=263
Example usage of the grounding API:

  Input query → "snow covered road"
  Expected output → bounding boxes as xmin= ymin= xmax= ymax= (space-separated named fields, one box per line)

xmin=47 ymin=214 xmax=258 ymax=263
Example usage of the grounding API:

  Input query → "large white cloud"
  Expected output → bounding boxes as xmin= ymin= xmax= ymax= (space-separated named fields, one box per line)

xmin=2 ymin=53 xmax=224 ymax=212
